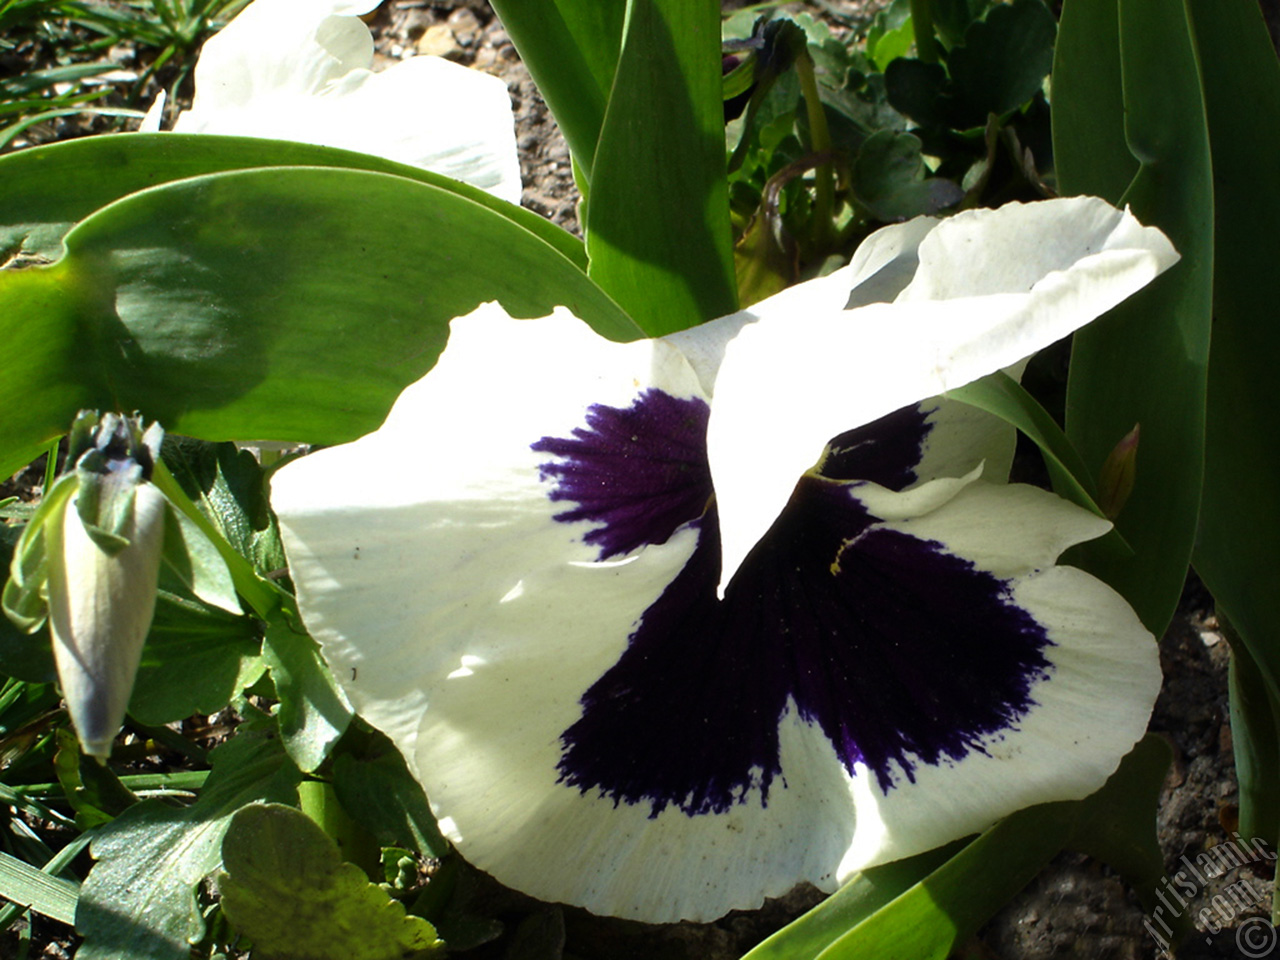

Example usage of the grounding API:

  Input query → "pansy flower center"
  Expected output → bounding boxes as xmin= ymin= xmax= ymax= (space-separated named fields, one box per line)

xmin=535 ymin=389 xmax=1054 ymax=818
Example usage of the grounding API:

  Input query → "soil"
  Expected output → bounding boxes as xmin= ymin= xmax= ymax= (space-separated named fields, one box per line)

xmin=2 ymin=1 xmax=1276 ymax=958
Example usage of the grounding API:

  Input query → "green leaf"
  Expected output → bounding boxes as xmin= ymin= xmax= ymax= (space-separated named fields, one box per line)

xmin=585 ymin=0 xmax=738 ymax=334
xmin=1066 ymin=734 xmax=1173 ymax=915
xmin=53 ymin=728 xmax=137 ymax=830
xmin=219 ymin=803 xmax=443 ymax=960
xmin=2 ymin=473 xmax=79 ymax=636
xmin=1054 ymin=0 xmax=1213 ymax=634
xmin=741 ymin=844 xmax=959 ymax=960
xmin=0 ymin=850 xmax=78 ymax=926
xmin=128 ymin=591 xmax=264 ymax=725
xmin=0 ymin=518 xmax=55 ymax=682
xmin=1182 ymin=0 xmax=1280 ymax=847
xmin=0 ymin=166 xmax=641 ymax=481
xmin=332 ymin=741 xmax=449 ymax=860
xmin=486 ymin=0 xmax=624 ymax=179
xmin=1049 ymin=0 xmax=1135 ymax=203
xmin=945 ymin=372 xmax=1115 ymax=524
xmin=161 ymin=507 xmax=240 ymax=614
xmin=0 ymin=133 xmax=585 ymax=269
xmin=851 ymin=130 xmax=962 ymax=221
xmin=1225 ymin=620 xmax=1280 ymax=849
xmin=947 ymin=0 xmax=1056 ymax=119
xmin=162 ymin=437 xmax=285 ymax=579
xmin=75 ymin=728 xmax=302 ymax=960
xmin=263 ymin=618 xmax=352 ymax=774
xmin=747 ymin=737 xmax=1169 ymax=959
xmin=814 ymin=806 xmax=1072 ymax=958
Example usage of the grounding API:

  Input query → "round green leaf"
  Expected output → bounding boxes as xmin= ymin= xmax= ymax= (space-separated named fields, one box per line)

xmin=220 ymin=803 xmax=443 ymax=960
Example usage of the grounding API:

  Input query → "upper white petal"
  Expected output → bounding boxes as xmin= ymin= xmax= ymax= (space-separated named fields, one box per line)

xmin=171 ymin=0 xmax=522 ymax=202
xmin=707 ymin=197 xmax=1178 ymax=590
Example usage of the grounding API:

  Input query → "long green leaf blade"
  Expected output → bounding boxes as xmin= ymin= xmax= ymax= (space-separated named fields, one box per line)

xmin=585 ymin=0 xmax=738 ymax=334
xmin=486 ymin=0 xmax=625 ymax=177
xmin=0 ymin=850 xmax=78 ymax=925
xmin=1053 ymin=0 xmax=1213 ymax=634
xmin=0 ymin=133 xmax=586 ymax=269
xmin=1183 ymin=0 xmax=1280 ymax=847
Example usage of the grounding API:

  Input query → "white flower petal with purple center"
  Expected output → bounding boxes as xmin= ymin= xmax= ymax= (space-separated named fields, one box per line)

xmin=145 ymin=0 xmax=522 ymax=203
xmin=271 ymin=197 xmax=1177 ymax=923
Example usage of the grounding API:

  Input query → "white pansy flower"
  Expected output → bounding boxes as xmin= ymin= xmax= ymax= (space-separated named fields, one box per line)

xmin=272 ymin=197 xmax=1177 ymax=922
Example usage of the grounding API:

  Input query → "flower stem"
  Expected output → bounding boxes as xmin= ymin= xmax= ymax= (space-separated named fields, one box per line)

xmin=795 ymin=49 xmax=834 ymax=252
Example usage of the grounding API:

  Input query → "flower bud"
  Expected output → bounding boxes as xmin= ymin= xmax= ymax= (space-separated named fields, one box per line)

xmin=1098 ymin=423 xmax=1140 ymax=521
xmin=47 ymin=479 xmax=166 ymax=757
xmin=4 ymin=412 xmax=168 ymax=757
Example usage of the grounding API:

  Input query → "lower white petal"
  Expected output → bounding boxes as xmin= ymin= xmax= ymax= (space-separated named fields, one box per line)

xmin=836 ymin=482 xmax=1159 ymax=874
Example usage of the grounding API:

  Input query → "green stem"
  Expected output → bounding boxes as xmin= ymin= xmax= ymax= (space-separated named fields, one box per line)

xmin=910 ymin=0 xmax=941 ymax=63
xmin=795 ymin=49 xmax=835 ymax=252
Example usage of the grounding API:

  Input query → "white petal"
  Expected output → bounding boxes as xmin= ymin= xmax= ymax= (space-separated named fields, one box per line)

xmin=663 ymin=215 xmax=940 ymax=394
xmin=174 ymin=0 xmax=522 ymax=202
xmin=836 ymin=482 xmax=1158 ymax=874
xmin=708 ymin=197 xmax=1177 ymax=589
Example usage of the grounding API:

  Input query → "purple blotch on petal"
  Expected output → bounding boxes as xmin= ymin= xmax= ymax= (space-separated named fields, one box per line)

xmin=540 ymin=392 xmax=1053 ymax=817
xmin=532 ymin=390 xmax=712 ymax=559
xmin=821 ymin=402 xmax=933 ymax=490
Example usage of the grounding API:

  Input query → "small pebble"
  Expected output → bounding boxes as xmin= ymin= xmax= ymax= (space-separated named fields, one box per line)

xmin=417 ymin=23 xmax=460 ymax=59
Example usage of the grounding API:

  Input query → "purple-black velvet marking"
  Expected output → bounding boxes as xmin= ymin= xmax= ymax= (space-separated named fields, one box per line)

xmin=531 ymin=389 xmax=712 ymax=560
xmin=821 ymin=402 xmax=933 ymax=490
xmin=535 ymin=390 xmax=1053 ymax=818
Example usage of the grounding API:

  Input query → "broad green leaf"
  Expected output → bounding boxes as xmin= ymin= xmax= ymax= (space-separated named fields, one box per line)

xmin=161 ymin=507 xmax=241 ymax=615
xmin=128 ymin=592 xmax=264 ymax=725
xmin=0 ymin=133 xmax=585 ymax=269
xmin=0 ymin=166 xmax=641 ymax=481
xmin=947 ymin=0 xmax=1056 ymax=120
xmin=852 ymin=130 xmax=962 ymax=221
xmin=332 ymin=743 xmax=449 ymax=860
xmin=150 ymin=461 xmax=279 ymax=622
xmin=75 ymin=728 xmax=301 ymax=960
xmin=220 ymin=803 xmax=443 ymax=960
xmin=0 ymin=850 xmax=78 ymax=926
xmin=1048 ymin=0 xmax=1133 ymax=201
xmin=1054 ymin=0 xmax=1213 ymax=634
xmin=263 ymin=618 xmax=352 ymax=774
xmin=1183 ymin=0 xmax=1280 ymax=847
xmin=586 ymin=0 xmax=738 ymax=334
xmin=162 ymin=437 xmax=285 ymax=578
